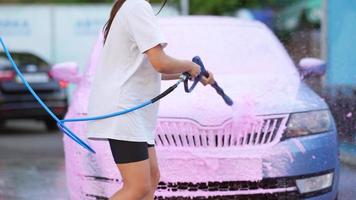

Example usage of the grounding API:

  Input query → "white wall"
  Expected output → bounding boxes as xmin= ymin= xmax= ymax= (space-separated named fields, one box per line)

xmin=0 ymin=5 xmax=53 ymax=63
xmin=0 ymin=4 xmax=179 ymax=70
xmin=53 ymin=5 xmax=110 ymax=71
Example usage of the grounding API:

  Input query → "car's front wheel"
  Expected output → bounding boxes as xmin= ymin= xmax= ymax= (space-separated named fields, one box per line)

xmin=44 ymin=120 xmax=58 ymax=131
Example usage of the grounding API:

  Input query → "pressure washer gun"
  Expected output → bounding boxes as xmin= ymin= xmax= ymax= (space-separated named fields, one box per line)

xmin=183 ymin=56 xmax=234 ymax=106
xmin=149 ymin=56 xmax=233 ymax=106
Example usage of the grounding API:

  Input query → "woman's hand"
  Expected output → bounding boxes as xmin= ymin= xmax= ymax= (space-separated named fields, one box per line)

xmin=186 ymin=62 xmax=201 ymax=80
xmin=200 ymin=71 xmax=215 ymax=86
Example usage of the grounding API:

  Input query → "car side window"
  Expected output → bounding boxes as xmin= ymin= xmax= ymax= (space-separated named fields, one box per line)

xmin=19 ymin=54 xmax=48 ymax=69
xmin=0 ymin=53 xmax=49 ymax=70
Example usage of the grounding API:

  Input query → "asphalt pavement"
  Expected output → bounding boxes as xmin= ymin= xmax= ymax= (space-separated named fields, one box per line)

xmin=0 ymin=120 xmax=355 ymax=200
xmin=0 ymin=120 xmax=67 ymax=200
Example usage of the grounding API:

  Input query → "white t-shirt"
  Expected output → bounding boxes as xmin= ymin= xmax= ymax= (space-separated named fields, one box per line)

xmin=87 ymin=0 xmax=167 ymax=144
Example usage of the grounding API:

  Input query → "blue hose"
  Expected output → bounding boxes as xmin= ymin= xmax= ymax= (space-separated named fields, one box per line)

xmin=61 ymin=100 xmax=152 ymax=123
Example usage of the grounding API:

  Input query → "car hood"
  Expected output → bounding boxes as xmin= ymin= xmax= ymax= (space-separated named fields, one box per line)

xmin=158 ymin=74 xmax=328 ymax=125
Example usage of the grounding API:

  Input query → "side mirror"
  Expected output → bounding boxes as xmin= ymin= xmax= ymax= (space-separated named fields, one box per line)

xmin=50 ymin=62 xmax=81 ymax=84
xmin=298 ymin=58 xmax=326 ymax=79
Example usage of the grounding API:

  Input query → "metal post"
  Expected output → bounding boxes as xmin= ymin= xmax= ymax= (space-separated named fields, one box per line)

xmin=321 ymin=0 xmax=327 ymax=88
xmin=180 ymin=0 xmax=189 ymax=15
xmin=321 ymin=0 xmax=327 ymax=61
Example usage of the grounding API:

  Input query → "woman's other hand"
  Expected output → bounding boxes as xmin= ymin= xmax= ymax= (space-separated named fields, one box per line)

xmin=186 ymin=62 xmax=201 ymax=80
xmin=200 ymin=71 xmax=215 ymax=86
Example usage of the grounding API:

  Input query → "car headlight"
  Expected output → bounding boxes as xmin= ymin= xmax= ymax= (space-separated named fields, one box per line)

xmin=285 ymin=110 xmax=332 ymax=138
xmin=296 ymin=172 xmax=334 ymax=194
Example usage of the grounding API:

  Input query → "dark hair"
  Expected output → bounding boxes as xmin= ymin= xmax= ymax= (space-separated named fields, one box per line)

xmin=103 ymin=0 xmax=126 ymax=44
xmin=103 ymin=0 xmax=167 ymax=44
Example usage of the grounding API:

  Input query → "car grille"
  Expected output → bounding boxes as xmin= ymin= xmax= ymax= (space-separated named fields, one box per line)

xmin=82 ymin=176 xmax=298 ymax=200
xmin=85 ymin=193 xmax=300 ymax=200
xmin=154 ymin=193 xmax=300 ymax=200
xmin=154 ymin=178 xmax=299 ymax=200
xmin=155 ymin=115 xmax=288 ymax=148
xmin=156 ymin=179 xmax=295 ymax=192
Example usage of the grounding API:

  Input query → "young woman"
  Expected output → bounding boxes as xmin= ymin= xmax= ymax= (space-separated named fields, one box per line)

xmin=87 ymin=0 xmax=215 ymax=199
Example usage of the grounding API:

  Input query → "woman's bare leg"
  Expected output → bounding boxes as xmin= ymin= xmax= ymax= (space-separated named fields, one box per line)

xmin=110 ymin=159 xmax=151 ymax=200
xmin=143 ymin=147 xmax=160 ymax=200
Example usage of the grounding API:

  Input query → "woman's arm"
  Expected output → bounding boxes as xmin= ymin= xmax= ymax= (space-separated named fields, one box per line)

xmin=162 ymin=74 xmax=180 ymax=80
xmin=145 ymin=45 xmax=200 ymax=78
xmin=146 ymin=44 xmax=215 ymax=84
xmin=161 ymin=72 xmax=215 ymax=86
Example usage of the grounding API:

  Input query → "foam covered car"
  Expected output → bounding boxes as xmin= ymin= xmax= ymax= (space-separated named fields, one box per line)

xmin=52 ymin=17 xmax=339 ymax=200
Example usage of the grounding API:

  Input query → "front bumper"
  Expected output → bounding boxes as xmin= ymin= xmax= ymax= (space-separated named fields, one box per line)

xmin=155 ymin=131 xmax=339 ymax=200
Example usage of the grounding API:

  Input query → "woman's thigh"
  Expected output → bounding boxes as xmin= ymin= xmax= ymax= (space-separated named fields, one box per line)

xmin=109 ymin=140 xmax=152 ymax=188
xmin=117 ymin=159 xmax=151 ymax=188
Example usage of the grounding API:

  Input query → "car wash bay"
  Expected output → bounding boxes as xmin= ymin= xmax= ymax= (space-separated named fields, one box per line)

xmin=1 ymin=0 xmax=356 ymax=199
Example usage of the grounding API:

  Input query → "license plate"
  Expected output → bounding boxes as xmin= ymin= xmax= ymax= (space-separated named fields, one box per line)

xmin=16 ymin=73 xmax=49 ymax=83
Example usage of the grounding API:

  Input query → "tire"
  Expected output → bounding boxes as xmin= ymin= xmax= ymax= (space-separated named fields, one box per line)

xmin=44 ymin=120 xmax=58 ymax=131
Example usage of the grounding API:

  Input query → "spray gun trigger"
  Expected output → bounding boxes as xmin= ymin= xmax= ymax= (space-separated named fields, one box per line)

xmin=181 ymin=73 xmax=190 ymax=81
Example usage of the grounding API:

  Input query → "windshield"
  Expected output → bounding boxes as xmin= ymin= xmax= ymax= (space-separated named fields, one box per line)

xmin=161 ymin=18 xmax=301 ymax=102
xmin=162 ymin=19 xmax=299 ymax=79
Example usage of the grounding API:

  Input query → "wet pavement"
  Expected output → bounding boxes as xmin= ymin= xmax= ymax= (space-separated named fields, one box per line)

xmin=0 ymin=120 xmax=68 ymax=200
xmin=339 ymin=164 xmax=356 ymax=200
xmin=0 ymin=120 xmax=355 ymax=200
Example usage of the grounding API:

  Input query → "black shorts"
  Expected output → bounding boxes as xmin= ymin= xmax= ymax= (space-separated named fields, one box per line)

xmin=108 ymin=139 xmax=155 ymax=164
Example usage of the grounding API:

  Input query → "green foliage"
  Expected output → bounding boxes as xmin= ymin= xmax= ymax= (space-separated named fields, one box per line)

xmin=190 ymin=0 xmax=242 ymax=15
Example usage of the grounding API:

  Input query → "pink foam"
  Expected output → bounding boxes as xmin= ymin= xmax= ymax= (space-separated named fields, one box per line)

xmin=346 ymin=112 xmax=353 ymax=118
xmin=50 ymin=62 xmax=81 ymax=84
xmin=156 ymin=147 xmax=264 ymax=183
xmin=231 ymin=96 xmax=263 ymax=137
xmin=292 ymin=138 xmax=306 ymax=154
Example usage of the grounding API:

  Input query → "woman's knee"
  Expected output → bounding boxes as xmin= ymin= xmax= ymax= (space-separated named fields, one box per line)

xmin=123 ymin=180 xmax=152 ymax=199
xmin=151 ymin=166 xmax=161 ymax=187
xmin=116 ymin=159 xmax=152 ymax=199
xmin=147 ymin=147 xmax=161 ymax=187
